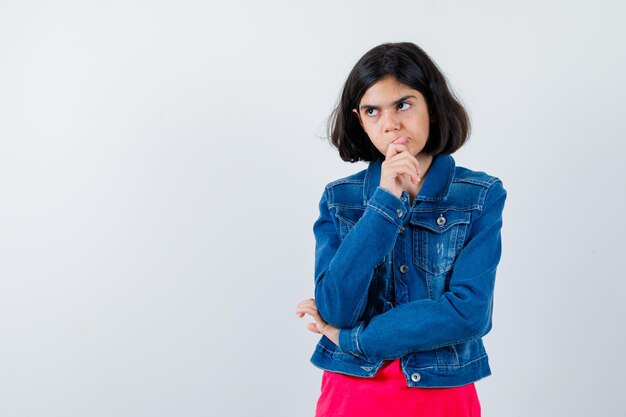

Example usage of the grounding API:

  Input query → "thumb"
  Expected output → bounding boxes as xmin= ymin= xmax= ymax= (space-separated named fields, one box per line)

xmin=307 ymin=323 xmax=322 ymax=334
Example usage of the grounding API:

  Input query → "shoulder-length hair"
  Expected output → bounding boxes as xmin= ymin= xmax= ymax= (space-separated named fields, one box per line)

xmin=329 ymin=42 xmax=471 ymax=162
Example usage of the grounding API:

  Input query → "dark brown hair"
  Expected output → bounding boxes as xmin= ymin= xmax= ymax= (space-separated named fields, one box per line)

xmin=329 ymin=42 xmax=471 ymax=162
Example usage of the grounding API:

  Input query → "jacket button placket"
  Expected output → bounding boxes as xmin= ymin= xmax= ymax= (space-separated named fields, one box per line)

xmin=393 ymin=199 xmax=411 ymax=305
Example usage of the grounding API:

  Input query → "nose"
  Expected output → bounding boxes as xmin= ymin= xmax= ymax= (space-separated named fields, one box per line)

xmin=381 ymin=109 xmax=400 ymax=132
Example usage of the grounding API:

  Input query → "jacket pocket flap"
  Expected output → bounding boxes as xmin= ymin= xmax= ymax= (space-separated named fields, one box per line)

xmin=335 ymin=207 xmax=365 ymax=225
xmin=409 ymin=210 xmax=470 ymax=233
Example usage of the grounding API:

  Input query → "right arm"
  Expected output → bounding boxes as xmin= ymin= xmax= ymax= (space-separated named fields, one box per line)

xmin=313 ymin=186 xmax=405 ymax=328
xmin=314 ymin=143 xmax=421 ymax=329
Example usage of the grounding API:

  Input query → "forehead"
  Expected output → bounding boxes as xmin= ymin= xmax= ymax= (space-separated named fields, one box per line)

xmin=360 ymin=76 xmax=423 ymax=104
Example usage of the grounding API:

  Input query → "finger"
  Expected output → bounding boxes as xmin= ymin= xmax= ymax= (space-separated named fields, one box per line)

xmin=296 ymin=305 xmax=323 ymax=321
xmin=386 ymin=150 xmax=420 ymax=171
xmin=296 ymin=300 xmax=312 ymax=317
xmin=296 ymin=298 xmax=315 ymax=305
xmin=385 ymin=155 xmax=421 ymax=182
xmin=307 ymin=323 xmax=322 ymax=334
xmin=383 ymin=164 xmax=420 ymax=184
xmin=297 ymin=298 xmax=316 ymax=308
xmin=385 ymin=143 xmax=407 ymax=159
xmin=296 ymin=299 xmax=317 ymax=312
xmin=296 ymin=301 xmax=318 ymax=314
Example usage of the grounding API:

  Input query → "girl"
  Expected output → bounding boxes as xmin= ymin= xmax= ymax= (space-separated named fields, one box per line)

xmin=296 ymin=42 xmax=506 ymax=417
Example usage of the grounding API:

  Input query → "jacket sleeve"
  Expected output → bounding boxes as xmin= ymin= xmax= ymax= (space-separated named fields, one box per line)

xmin=338 ymin=180 xmax=507 ymax=361
xmin=314 ymin=186 xmax=406 ymax=328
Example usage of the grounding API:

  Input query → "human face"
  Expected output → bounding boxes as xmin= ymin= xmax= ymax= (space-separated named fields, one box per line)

xmin=353 ymin=76 xmax=430 ymax=157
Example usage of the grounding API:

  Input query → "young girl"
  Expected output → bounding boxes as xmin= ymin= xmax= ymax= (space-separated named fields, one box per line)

xmin=296 ymin=42 xmax=506 ymax=416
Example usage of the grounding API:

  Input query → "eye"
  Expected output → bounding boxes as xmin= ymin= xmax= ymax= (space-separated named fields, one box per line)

xmin=398 ymin=102 xmax=411 ymax=111
xmin=365 ymin=108 xmax=378 ymax=116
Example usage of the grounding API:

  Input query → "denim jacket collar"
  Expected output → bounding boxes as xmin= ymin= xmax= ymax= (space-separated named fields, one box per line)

xmin=364 ymin=154 xmax=456 ymax=204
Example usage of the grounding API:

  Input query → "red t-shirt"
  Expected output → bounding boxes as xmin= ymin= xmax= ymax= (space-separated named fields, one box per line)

xmin=315 ymin=359 xmax=481 ymax=417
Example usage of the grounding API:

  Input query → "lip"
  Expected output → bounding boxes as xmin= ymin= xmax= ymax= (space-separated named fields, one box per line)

xmin=392 ymin=136 xmax=410 ymax=144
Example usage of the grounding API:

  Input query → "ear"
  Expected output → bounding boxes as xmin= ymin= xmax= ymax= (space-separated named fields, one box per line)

xmin=352 ymin=108 xmax=363 ymax=127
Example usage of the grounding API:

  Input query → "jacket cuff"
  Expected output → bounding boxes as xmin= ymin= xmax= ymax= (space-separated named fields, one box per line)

xmin=366 ymin=187 xmax=408 ymax=227
xmin=338 ymin=322 xmax=366 ymax=359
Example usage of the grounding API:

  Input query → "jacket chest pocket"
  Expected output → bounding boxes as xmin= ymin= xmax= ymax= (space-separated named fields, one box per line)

xmin=335 ymin=207 xmax=365 ymax=239
xmin=410 ymin=210 xmax=471 ymax=276
xmin=335 ymin=206 xmax=387 ymax=269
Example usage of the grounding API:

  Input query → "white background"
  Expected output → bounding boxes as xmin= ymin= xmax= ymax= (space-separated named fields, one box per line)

xmin=1 ymin=1 xmax=625 ymax=416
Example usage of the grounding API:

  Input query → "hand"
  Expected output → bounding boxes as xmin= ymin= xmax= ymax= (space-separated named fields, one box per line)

xmin=296 ymin=298 xmax=339 ymax=346
xmin=380 ymin=137 xmax=421 ymax=198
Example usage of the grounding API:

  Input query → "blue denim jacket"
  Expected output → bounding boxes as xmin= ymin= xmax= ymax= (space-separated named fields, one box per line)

xmin=310 ymin=154 xmax=506 ymax=388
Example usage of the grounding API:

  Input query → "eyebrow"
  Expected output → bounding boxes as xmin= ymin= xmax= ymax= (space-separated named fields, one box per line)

xmin=359 ymin=95 xmax=417 ymax=111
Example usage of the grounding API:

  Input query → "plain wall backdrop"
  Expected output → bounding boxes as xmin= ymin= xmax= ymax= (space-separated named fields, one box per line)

xmin=1 ymin=1 xmax=625 ymax=416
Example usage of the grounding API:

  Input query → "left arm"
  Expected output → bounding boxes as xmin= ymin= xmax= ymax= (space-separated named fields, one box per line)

xmin=336 ymin=180 xmax=507 ymax=361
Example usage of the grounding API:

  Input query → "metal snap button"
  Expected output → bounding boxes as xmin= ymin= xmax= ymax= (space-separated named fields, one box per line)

xmin=411 ymin=372 xmax=421 ymax=382
xmin=396 ymin=209 xmax=404 ymax=218
xmin=399 ymin=264 xmax=409 ymax=274
xmin=436 ymin=214 xmax=446 ymax=227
